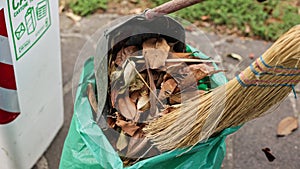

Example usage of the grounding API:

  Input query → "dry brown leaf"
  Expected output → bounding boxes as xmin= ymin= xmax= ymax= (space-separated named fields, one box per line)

xmin=179 ymin=64 xmax=223 ymax=88
xmin=143 ymin=38 xmax=170 ymax=69
xmin=137 ymin=95 xmax=150 ymax=111
xmin=116 ymin=119 xmax=140 ymax=137
xmin=115 ymin=46 xmax=139 ymax=67
xmin=170 ymin=52 xmax=192 ymax=59
xmin=277 ymin=116 xmax=298 ymax=137
xmin=158 ymin=79 xmax=178 ymax=100
xmin=107 ymin=116 xmax=116 ymax=128
xmin=116 ymin=131 xmax=128 ymax=151
xmin=117 ymin=95 xmax=138 ymax=120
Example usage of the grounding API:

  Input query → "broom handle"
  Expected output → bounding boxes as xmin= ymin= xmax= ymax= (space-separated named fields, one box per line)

xmin=145 ymin=0 xmax=204 ymax=20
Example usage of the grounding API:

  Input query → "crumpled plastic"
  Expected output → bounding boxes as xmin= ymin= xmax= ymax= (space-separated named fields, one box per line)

xmin=59 ymin=46 xmax=240 ymax=169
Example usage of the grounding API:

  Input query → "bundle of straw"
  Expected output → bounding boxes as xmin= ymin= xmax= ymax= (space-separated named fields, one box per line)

xmin=144 ymin=25 xmax=300 ymax=151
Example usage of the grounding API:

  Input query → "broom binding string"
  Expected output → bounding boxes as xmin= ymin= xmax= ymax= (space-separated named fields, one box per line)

xmin=236 ymin=56 xmax=300 ymax=98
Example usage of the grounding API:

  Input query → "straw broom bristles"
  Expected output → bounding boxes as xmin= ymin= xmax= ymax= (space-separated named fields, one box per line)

xmin=143 ymin=25 xmax=300 ymax=151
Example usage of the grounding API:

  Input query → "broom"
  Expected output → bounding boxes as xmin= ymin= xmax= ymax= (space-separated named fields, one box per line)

xmin=143 ymin=25 xmax=300 ymax=151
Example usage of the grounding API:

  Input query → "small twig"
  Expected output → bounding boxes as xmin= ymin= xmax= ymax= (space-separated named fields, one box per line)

xmin=126 ymin=59 xmax=166 ymax=108
xmin=132 ymin=56 xmax=220 ymax=63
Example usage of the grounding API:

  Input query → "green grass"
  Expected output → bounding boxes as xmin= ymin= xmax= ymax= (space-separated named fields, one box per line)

xmin=69 ymin=0 xmax=107 ymax=16
xmin=67 ymin=0 xmax=300 ymax=41
xmin=152 ymin=0 xmax=300 ymax=41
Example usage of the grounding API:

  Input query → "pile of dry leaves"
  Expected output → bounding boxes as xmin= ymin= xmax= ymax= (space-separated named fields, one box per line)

xmin=105 ymin=37 xmax=224 ymax=165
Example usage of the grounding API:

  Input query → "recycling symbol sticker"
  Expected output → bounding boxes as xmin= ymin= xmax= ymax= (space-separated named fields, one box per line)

xmin=7 ymin=0 xmax=52 ymax=60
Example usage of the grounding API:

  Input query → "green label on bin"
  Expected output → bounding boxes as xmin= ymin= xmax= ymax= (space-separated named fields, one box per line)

xmin=7 ymin=0 xmax=51 ymax=60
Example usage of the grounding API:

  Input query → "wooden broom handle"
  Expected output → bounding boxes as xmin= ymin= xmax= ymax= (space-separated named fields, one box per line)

xmin=145 ymin=0 xmax=205 ymax=20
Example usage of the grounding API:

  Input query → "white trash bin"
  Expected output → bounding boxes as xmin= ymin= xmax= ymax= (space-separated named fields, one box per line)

xmin=0 ymin=0 xmax=63 ymax=168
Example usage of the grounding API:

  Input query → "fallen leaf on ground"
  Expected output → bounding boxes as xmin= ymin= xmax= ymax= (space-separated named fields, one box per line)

xmin=227 ymin=53 xmax=243 ymax=61
xmin=115 ymin=46 xmax=139 ymax=67
xmin=143 ymin=38 xmax=170 ymax=69
xmin=249 ymin=53 xmax=255 ymax=60
xmin=201 ymin=15 xmax=210 ymax=21
xmin=277 ymin=116 xmax=298 ymax=137
xmin=117 ymin=95 xmax=138 ymax=120
xmin=262 ymin=147 xmax=276 ymax=162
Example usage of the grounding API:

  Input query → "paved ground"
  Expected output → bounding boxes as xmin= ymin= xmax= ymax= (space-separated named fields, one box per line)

xmin=33 ymin=13 xmax=300 ymax=169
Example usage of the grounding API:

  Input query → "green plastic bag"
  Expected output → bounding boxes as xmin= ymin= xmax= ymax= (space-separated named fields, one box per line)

xmin=60 ymin=46 xmax=240 ymax=169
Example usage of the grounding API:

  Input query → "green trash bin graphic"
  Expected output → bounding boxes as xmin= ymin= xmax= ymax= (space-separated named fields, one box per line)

xmin=36 ymin=0 xmax=48 ymax=20
xmin=25 ymin=7 xmax=36 ymax=35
